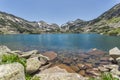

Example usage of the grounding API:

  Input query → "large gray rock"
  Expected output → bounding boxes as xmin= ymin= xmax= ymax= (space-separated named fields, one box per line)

xmin=0 ymin=62 xmax=25 ymax=80
xmin=109 ymin=47 xmax=120 ymax=59
xmin=20 ymin=50 xmax=39 ymax=58
xmin=32 ymin=54 xmax=49 ymax=65
xmin=101 ymin=64 xmax=120 ymax=79
xmin=26 ymin=57 xmax=42 ymax=74
xmin=0 ymin=45 xmax=11 ymax=62
xmin=32 ymin=66 xmax=86 ymax=80
xmin=0 ymin=45 xmax=11 ymax=53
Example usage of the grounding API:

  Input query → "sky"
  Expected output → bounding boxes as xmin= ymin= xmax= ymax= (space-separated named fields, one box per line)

xmin=0 ymin=0 xmax=120 ymax=25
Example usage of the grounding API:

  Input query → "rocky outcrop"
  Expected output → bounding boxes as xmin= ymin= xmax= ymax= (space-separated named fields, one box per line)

xmin=0 ymin=45 xmax=11 ymax=53
xmin=26 ymin=57 xmax=42 ymax=74
xmin=20 ymin=50 xmax=39 ymax=58
xmin=0 ymin=62 xmax=25 ymax=80
xmin=0 ymin=45 xmax=12 ymax=62
xmin=60 ymin=3 xmax=120 ymax=35
xmin=0 ymin=45 xmax=89 ymax=80
xmin=1 ymin=45 xmax=120 ymax=79
xmin=109 ymin=47 xmax=120 ymax=60
xmin=33 ymin=66 xmax=86 ymax=80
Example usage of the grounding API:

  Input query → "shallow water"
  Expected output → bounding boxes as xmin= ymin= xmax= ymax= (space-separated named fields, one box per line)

xmin=0 ymin=33 xmax=120 ymax=52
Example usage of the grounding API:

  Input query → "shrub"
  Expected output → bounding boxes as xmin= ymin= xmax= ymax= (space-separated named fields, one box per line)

xmin=25 ymin=73 xmax=32 ymax=80
xmin=89 ymin=73 xmax=119 ymax=80
xmin=25 ymin=74 xmax=40 ymax=80
xmin=0 ymin=54 xmax=26 ymax=67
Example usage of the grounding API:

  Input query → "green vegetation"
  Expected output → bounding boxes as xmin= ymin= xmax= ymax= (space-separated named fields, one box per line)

xmin=0 ymin=54 xmax=26 ymax=67
xmin=25 ymin=74 xmax=40 ymax=80
xmin=31 ymin=76 xmax=40 ymax=80
xmin=107 ymin=27 xmax=120 ymax=36
xmin=90 ymin=26 xmax=120 ymax=36
xmin=90 ymin=26 xmax=111 ymax=34
xmin=0 ymin=54 xmax=40 ymax=80
xmin=89 ymin=73 xmax=119 ymax=80
xmin=25 ymin=74 xmax=33 ymax=80
xmin=108 ymin=17 xmax=120 ymax=23
xmin=0 ymin=18 xmax=6 ymax=26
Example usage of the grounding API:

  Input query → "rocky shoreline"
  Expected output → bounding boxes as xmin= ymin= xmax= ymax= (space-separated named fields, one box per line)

xmin=0 ymin=45 xmax=120 ymax=80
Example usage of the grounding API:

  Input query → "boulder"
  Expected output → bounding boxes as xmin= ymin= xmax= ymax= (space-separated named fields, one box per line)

xmin=78 ymin=54 xmax=89 ymax=59
xmin=84 ymin=63 xmax=93 ymax=69
xmin=39 ymin=66 xmax=67 ymax=73
xmin=55 ymin=64 xmax=75 ymax=73
xmin=26 ymin=57 xmax=42 ymax=74
xmin=98 ymin=66 xmax=109 ymax=72
xmin=109 ymin=47 xmax=120 ymax=59
xmin=77 ymin=63 xmax=85 ymax=70
xmin=102 ymin=65 xmax=120 ymax=79
xmin=0 ymin=45 xmax=11 ymax=54
xmin=109 ymin=57 xmax=117 ymax=64
xmin=0 ymin=45 xmax=11 ymax=62
xmin=10 ymin=50 xmax=22 ymax=55
xmin=30 ymin=54 xmax=49 ymax=65
xmin=116 ymin=57 xmax=120 ymax=66
xmin=39 ymin=63 xmax=52 ymax=71
xmin=78 ymin=70 xmax=86 ymax=76
xmin=86 ymin=69 xmax=100 ymax=76
xmin=20 ymin=50 xmax=39 ymax=58
xmin=33 ymin=66 xmax=86 ymax=80
xmin=103 ymin=64 xmax=119 ymax=70
xmin=87 ymin=49 xmax=105 ymax=56
xmin=43 ymin=51 xmax=57 ymax=61
xmin=63 ymin=57 xmax=72 ymax=65
xmin=70 ymin=65 xmax=80 ymax=72
xmin=0 ymin=62 xmax=25 ymax=80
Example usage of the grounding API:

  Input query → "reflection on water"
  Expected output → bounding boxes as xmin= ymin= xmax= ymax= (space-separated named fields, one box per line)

xmin=0 ymin=34 xmax=120 ymax=52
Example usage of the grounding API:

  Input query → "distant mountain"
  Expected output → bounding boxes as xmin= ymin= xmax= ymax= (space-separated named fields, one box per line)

xmin=0 ymin=3 xmax=120 ymax=35
xmin=0 ymin=12 xmax=60 ymax=34
xmin=61 ymin=19 xmax=87 ymax=33
xmin=61 ymin=3 xmax=120 ymax=35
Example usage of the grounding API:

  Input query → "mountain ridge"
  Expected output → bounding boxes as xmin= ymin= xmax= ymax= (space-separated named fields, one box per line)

xmin=0 ymin=3 xmax=120 ymax=35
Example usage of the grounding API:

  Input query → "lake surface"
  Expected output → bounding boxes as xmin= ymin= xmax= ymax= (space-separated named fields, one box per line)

xmin=0 ymin=34 xmax=120 ymax=52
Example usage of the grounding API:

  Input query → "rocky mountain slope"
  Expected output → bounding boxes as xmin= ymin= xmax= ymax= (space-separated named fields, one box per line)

xmin=0 ymin=12 xmax=60 ymax=34
xmin=61 ymin=19 xmax=87 ymax=33
xmin=61 ymin=3 xmax=120 ymax=35
xmin=0 ymin=3 xmax=120 ymax=35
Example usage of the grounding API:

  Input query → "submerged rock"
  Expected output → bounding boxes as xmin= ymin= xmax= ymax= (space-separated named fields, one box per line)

xmin=78 ymin=70 xmax=86 ymax=76
xmin=88 ymin=49 xmax=105 ymax=56
xmin=55 ymin=64 xmax=75 ymax=73
xmin=43 ymin=51 xmax=57 ymax=61
xmin=0 ymin=62 xmax=25 ymax=80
